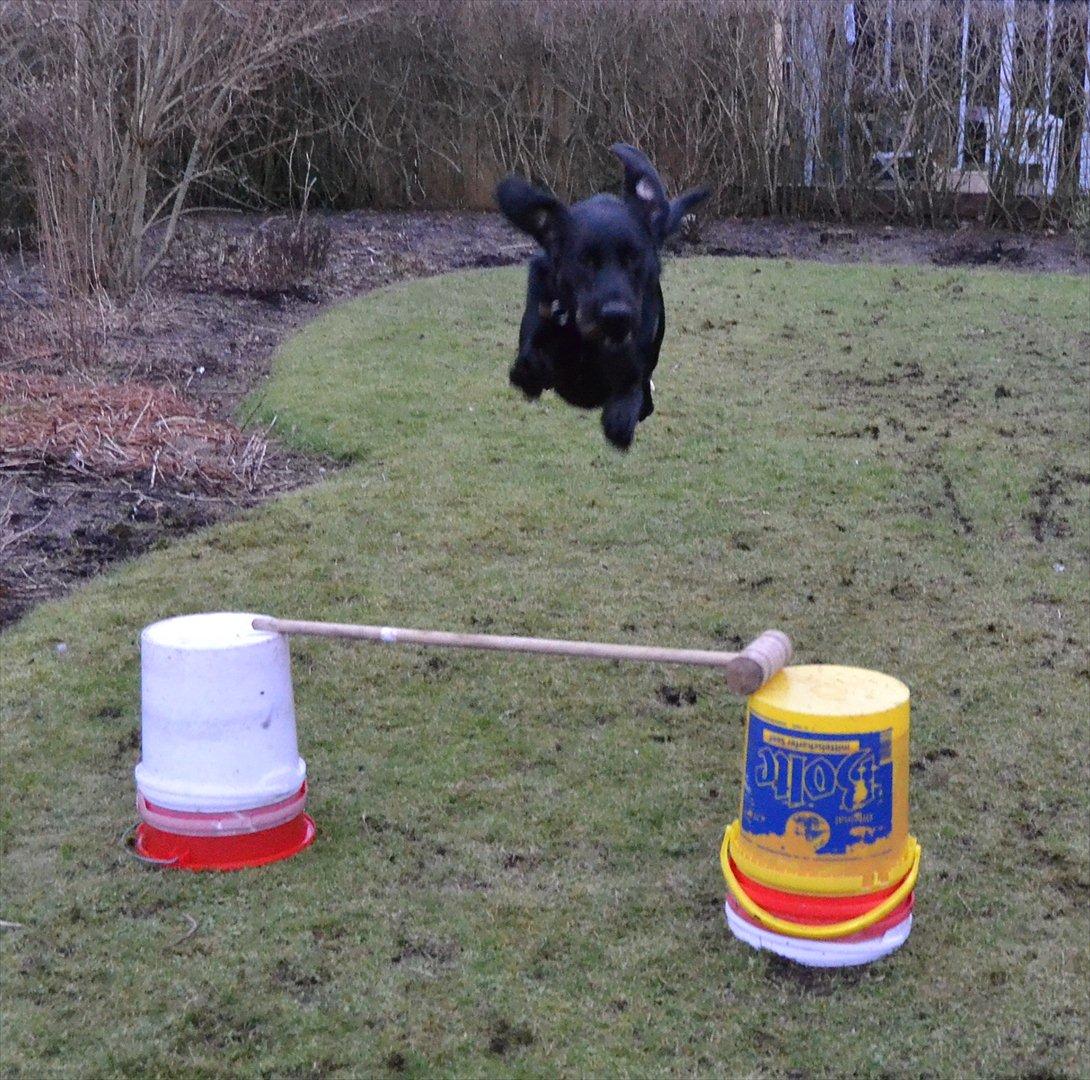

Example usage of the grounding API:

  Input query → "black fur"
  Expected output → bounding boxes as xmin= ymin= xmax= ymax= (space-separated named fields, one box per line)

xmin=495 ymin=144 xmax=708 ymax=450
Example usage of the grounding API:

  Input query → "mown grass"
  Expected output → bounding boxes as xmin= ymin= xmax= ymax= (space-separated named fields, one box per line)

xmin=1 ymin=259 xmax=1087 ymax=1078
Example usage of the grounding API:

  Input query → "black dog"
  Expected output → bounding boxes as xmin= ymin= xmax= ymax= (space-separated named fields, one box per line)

xmin=495 ymin=144 xmax=708 ymax=449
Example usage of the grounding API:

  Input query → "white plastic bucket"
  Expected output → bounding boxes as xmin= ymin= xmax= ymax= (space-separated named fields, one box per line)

xmin=134 ymin=612 xmax=306 ymax=813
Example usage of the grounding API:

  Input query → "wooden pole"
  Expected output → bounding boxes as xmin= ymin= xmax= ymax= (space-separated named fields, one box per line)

xmin=251 ymin=618 xmax=793 ymax=696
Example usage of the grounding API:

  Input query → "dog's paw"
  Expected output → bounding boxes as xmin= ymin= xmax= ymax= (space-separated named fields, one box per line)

xmin=508 ymin=359 xmax=544 ymax=400
xmin=602 ymin=412 xmax=636 ymax=451
xmin=602 ymin=390 xmax=643 ymax=450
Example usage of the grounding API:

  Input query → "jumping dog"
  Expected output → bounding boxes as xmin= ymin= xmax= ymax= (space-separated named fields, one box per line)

xmin=496 ymin=144 xmax=708 ymax=449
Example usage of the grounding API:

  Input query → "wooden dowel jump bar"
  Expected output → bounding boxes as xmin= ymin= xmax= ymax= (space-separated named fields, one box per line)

xmin=251 ymin=617 xmax=792 ymax=695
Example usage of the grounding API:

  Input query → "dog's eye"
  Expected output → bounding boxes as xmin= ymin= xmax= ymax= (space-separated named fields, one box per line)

xmin=617 ymin=244 xmax=637 ymax=268
xmin=582 ymin=250 xmax=601 ymax=271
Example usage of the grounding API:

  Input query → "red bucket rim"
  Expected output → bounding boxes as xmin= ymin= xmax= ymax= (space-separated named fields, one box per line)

xmin=729 ymin=854 xmax=911 ymax=921
xmin=725 ymin=890 xmax=914 ymax=942
xmin=134 ymin=811 xmax=315 ymax=871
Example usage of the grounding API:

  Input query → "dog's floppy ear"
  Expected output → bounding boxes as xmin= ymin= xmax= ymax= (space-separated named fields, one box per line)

xmin=495 ymin=176 xmax=567 ymax=249
xmin=663 ymin=187 xmax=711 ymax=239
xmin=611 ymin=142 xmax=670 ymax=242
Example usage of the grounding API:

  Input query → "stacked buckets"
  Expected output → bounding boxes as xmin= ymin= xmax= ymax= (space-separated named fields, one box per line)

xmin=130 ymin=610 xmax=921 ymax=970
xmin=133 ymin=613 xmax=315 ymax=870
xmin=721 ymin=665 xmax=921 ymax=967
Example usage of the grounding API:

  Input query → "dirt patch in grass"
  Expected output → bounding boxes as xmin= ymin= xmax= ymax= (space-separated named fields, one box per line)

xmin=487 ymin=1017 xmax=535 ymax=1057
xmin=0 ymin=371 xmax=306 ymax=621
xmin=1027 ymin=465 xmax=1073 ymax=542
xmin=657 ymin=683 xmax=700 ymax=707
xmin=2 ymin=211 xmax=1086 ymax=628
xmin=0 ymin=467 xmax=316 ymax=625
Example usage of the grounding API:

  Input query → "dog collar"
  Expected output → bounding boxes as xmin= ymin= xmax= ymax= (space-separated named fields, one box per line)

xmin=538 ymin=298 xmax=569 ymax=327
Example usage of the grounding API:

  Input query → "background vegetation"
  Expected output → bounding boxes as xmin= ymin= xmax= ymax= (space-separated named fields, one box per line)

xmin=2 ymin=0 xmax=1089 ymax=298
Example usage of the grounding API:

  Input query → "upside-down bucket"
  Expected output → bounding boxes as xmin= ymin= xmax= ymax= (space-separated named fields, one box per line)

xmin=721 ymin=665 xmax=920 ymax=966
xmin=133 ymin=613 xmax=315 ymax=870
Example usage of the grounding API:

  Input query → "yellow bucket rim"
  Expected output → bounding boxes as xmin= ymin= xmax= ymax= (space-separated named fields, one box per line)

xmin=729 ymin=821 xmax=919 ymax=896
xmin=722 ymin=820 xmax=922 ymax=941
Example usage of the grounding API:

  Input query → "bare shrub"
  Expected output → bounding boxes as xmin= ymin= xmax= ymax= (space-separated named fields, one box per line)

xmin=0 ymin=6 xmax=33 ymax=242
xmin=0 ymin=260 xmax=109 ymax=371
xmin=1074 ymin=198 xmax=1090 ymax=256
xmin=0 ymin=0 xmax=372 ymax=299
xmin=237 ymin=0 xmax=1087 ymax=227
xmin=228 ymin=218 xmax=332 ymax=301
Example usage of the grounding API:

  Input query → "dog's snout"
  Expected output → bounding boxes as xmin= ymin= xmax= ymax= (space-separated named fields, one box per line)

xmin=599 ymin=301 xmax=634 ymax=342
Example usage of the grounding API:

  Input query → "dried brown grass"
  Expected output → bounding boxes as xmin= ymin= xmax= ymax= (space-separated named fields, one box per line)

xmin=0 ymin=373 xmax=268 ymax=492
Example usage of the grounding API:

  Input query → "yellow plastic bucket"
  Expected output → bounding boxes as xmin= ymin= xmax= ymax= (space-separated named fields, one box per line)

xmin=730 ymin=664 xmax=917 ymax=897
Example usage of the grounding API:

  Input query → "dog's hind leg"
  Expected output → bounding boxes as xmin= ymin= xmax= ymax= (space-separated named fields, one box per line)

xmin=509 ymin=253 xmax=556 ymax=399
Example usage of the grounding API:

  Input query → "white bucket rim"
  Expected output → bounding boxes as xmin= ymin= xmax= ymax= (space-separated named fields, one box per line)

xmin=134 ymin=758 xmax=307 ymax=814
xmin=724 ymin=901 xmax=913 ymax=967
xmin=137 ymin=784 xmax=307 ymax=836
xmin=141 ymin=612 xmax=279 ymax=652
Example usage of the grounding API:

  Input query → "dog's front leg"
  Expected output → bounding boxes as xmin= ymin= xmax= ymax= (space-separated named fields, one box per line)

xmin=601 ymin=383 xmax=645 ymax=450
xmin=639 ymin=284 xmax=665 ymax=422
xmin=510 ymin=254 xmax=557 ymax=399
xmin=639 ymin=378 xmax=655 ymax=421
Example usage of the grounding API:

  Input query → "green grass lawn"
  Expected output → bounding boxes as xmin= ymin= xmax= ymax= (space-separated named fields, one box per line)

xmin=2 ymin=258 xmax=1087 ymax=1078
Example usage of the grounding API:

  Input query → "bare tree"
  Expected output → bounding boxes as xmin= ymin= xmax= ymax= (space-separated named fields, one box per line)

xmin=0 ymin=0 xmax=374 ymax=297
